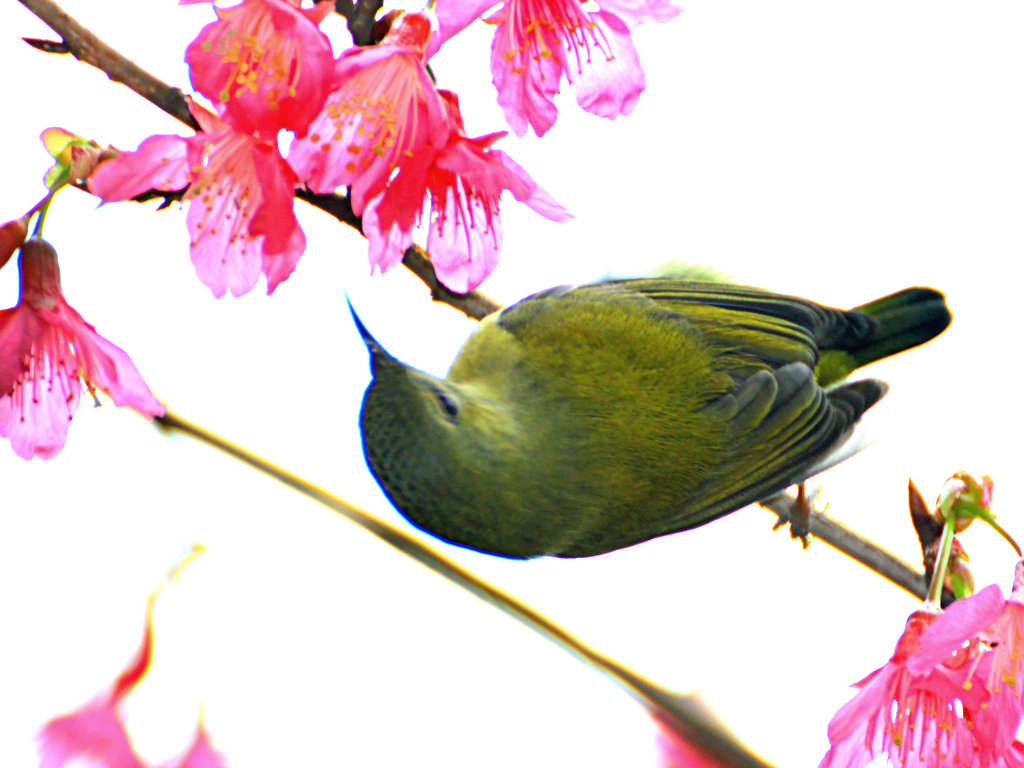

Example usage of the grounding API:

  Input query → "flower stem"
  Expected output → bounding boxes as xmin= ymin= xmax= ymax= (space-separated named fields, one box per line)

xmin=154 ymin=409 xmax=774 ymax=768
xmin=925 ymin=504 xmax=958 ymax=609
xmin=31 ymin=194 xmax=54 ymax=237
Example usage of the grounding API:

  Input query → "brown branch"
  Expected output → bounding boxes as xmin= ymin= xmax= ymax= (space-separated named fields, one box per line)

xmin=290 ymin=190 xmax=503 ymax=319
xmin=292 ymin=189 xmax=501 ymax=318
xmin=760 ymin=492 xmax=953 ymax=607
xmin=401 ymin=246 xmax=503 ymax=319
xmin=19 ymin=0 xmax=198 ymax=131
xmin=19 ymin=0 xmax=500 ymax=320
xmin=333 ymin=0 xmax=385 ymax=46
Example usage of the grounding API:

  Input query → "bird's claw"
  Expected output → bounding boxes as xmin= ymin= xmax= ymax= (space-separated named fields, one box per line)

xmin=767 ymin=483 xmax=819 ymax=548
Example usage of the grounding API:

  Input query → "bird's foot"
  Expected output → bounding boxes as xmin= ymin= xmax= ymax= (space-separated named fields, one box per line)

xmin=766 ymin=483 xmax=819 ymax=548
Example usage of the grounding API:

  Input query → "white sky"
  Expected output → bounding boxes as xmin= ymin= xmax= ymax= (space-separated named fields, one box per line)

xmin=2 ymin=2 xmax=1024 ymax=766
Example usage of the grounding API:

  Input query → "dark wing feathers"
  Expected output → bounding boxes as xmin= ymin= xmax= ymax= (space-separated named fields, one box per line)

xmin=666 ymin=365 xmax=883 ymax=532
xmin=609 ymin=278 xmax=880 ymax=352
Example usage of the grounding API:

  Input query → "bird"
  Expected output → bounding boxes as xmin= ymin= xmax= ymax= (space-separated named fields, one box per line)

xmin=355 ymin=278 xmax=951 ymax=559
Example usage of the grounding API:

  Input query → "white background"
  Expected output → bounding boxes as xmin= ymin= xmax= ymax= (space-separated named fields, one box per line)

xmin=2 ymin=2 xmax=1023 ymax=766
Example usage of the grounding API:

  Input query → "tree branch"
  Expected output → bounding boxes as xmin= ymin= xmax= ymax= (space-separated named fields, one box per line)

xmin=760 ymin=492 xmax=952 ymax=606
xmin=333 ymin=0 xmax=385 ymax=46
xmin=155 ymin=408 xmax=776 ymax=768
xmin=18 ymin=0 xmax=198 ymax=130
xmin=18 ymin=0 xmax=499 ymax=320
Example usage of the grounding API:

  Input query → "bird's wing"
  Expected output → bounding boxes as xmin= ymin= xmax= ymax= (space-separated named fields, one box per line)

xmin=501 ymin=279 xmax=879 ymax=377
xmin=617 ymin=279 xmax=887 ymax=530
xmin=668 ymin=365 xmax=885 ymax=532
xmin=606 ymin=278 xmax=879 ymax=357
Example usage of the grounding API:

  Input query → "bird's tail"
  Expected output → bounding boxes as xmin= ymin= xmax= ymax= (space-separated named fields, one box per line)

xmin=848 ymin=287 xmax=952 ymax=369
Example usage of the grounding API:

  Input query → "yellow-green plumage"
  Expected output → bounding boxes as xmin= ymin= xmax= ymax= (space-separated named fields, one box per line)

xmin=358 ymin=279 xmax=951 ymax=558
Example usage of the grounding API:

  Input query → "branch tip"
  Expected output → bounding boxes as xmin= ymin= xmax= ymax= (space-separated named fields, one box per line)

xmin=23 ymin=36 xmax=70 ymax=54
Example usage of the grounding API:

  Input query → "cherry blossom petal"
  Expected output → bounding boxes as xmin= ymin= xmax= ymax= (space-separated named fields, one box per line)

xmin=488 ymin=3 xmax=563 ymax=136
xmin=175 ymin=725 xmax=229 ymax=768
xmin=0 ymin=304 xmax=39 ymax=396
xmin=88 ymin=134 xmax=195 ymax=200
xmin=288 ymin=41 xmax=449 ymax=210
xmin=0 ymin=217 xmax=28 ymax=271
xmin=363 ymin=193 xmax=415 ymax=276
xmin=248 ymin=141 xmax=305 ymax=293
xmin=186 ymin=176 xmax=263 ymax=298
xmin=431 ymin=0 xmax=501 ymax=54
xmin=37 ymin=700 xmax=145 ymax=768
xmin=0 ymin=348 xmax=81 ymax=460
xmin=186 ymin=0 xmax=334 ymax=138
xmin=428 ymin=185 xmax=502 ymax=293
xmin=570 ymin=10 xmax=646 ymax=119
xmin=595 ymin=0 xmax=681 ymax=27
xmin=42 ymin=303 xmax=164 ymax=417
xmin=490 ymin=150 xmax=572 ymax=220
xmin=259 ymin=219 xmax=306 ymax=294
xmin=908 ymin=584 xmax=1005 ymax=675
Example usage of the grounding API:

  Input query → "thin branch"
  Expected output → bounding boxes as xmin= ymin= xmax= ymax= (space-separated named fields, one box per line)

xmin=18 ymin=0 xmax=198 ymax=130
xmin=155 ymin=409 xmax=775 ymax=768
xmin=760 ymin=492 xmax=952 ymax=607
xmin=19 ymin=0 xmax=498 ymax=319
xmin=402 ymin=245 xmax=503 ymax=319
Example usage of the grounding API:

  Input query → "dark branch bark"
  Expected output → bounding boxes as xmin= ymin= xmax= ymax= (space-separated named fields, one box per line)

xmin=333 ymin=0 xmax=385 ymax=46
xmin=19 ymin=0 xmax=198 ymax=130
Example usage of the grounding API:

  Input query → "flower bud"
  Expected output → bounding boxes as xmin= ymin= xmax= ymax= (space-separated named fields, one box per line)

xmin=0 ymin=217 xmax=28 ymax=271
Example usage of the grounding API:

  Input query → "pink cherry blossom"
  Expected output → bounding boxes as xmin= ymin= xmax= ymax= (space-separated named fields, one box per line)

xmin=38 ymin=551 xmax=227 ymax=768
xmin=651 ymin=713 xmax=739 ymax=768
xmin=186 ymin=0 xmax=334 ymax=138
xmin=362 ymin=89 xmax=570 ymax=292
xmin=819 ymin=609 xmax=993 ymax=768
xmin=0 ymin=239 xmax=164 ymax=460
xmin=985 ymin=561 xmax=1024 ymax=700
xmin=436 ymin=0 xmax=680 ymax=136
xmin=287 ymin=11 xmax=451 ymax=213
xmin=955 ymin=565 xmax=1024 ymax=759
xmin=89 ymin=100 xmax=305 ymax=297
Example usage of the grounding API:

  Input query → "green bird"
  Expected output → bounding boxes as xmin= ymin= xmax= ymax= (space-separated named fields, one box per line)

xmin=356 ymin=279 xmax=951 ymax=558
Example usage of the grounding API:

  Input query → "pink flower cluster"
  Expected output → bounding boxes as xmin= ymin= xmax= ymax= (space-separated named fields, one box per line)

xmin=820 ymin=562 xmax=1024 ymax=768
xmin=0 ymin=237 xmax=164 ymax=460
xmin=91 ymin=0 xmax=681 ymax=296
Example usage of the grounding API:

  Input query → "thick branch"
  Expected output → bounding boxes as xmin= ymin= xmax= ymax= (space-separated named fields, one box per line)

xmin=19 ymin=0 xmax=499 ymax=319
xmin=333 ymin=0 xmax=385 ymax=46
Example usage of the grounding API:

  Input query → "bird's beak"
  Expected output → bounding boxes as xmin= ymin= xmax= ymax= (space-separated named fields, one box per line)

xmin=347 ymin=296 xmax=384 ymax=352
xmin=347 ymin=296 xmax=400 ymax=374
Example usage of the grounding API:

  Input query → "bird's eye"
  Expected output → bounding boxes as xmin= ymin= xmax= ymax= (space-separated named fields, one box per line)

xmin=433 ymin=389 xmax=460 ymax=422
